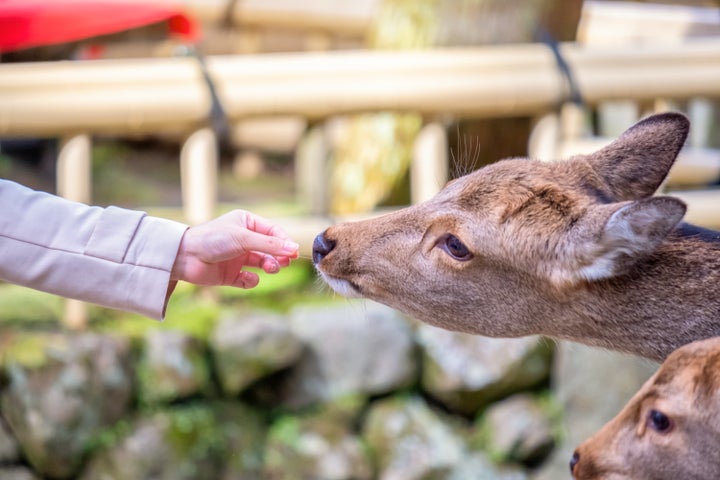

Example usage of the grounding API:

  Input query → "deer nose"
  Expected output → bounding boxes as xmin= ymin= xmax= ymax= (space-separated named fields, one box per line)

xmin=570 ymin=451 xmax=580 ymax=475
xmin=312 ymin=232 xmax=336 ymax=265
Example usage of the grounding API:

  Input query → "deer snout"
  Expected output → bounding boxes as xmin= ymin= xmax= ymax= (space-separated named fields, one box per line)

xmin=312 ymin=231 xmax=336 ymax=265
xmin=570 ymin=450 xmax=580 ymax=477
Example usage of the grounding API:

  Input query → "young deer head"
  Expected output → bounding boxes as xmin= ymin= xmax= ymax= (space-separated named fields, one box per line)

xmin=313 ymin=112 xmax=720 ymax=360
xmin=570 ymin=336 xmax=720 ymax=480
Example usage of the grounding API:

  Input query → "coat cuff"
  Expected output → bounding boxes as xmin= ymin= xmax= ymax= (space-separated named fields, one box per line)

xmin=124 ymin=215 xmax=188 ymax=320
xmin=84 ymin=206 xmax=145 ymax=262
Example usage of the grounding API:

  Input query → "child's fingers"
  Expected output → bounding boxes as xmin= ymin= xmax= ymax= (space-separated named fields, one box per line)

xmin=230 ymin=270 xmax=260 ymax=289
xmin=236 ymin=230 xmax=299 ymax=259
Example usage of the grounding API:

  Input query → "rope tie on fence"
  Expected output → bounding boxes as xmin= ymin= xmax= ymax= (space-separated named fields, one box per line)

xmin=537 ymin=28 xmax=584 ymax=107
xmin=187 ymin=47 xmax=232 ymax=153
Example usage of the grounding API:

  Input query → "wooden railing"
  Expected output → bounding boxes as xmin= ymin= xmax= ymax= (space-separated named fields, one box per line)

xmin=5 ymin=40 xmax=720 ymax=134
xmin=3 ymin=40 xmax=720 ymax=221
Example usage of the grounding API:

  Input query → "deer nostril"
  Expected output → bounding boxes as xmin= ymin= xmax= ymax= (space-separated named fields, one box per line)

xmin=312 ymin=232 xmax=337 ymax=265
xmin=570 ymin=451 xmax=580 ymax=474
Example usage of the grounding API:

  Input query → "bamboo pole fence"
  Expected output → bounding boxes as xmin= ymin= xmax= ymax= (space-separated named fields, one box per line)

xmin=2 ymin=40 xmax=720 ymax=228
xmin=1 ymin=41 xmax=720 ymax=225
xmin=5 ymin=40 xmax=720 ymax=136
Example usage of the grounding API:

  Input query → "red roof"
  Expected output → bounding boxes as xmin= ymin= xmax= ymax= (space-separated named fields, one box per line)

xmin=0 ymin=0 xmax=199 ymax=53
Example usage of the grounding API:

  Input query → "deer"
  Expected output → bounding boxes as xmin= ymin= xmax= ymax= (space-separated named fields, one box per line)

xmin=312 ymin=112 xmax=720 ymax=362
xmin=570 ymin=336 xmax=720 ymax=480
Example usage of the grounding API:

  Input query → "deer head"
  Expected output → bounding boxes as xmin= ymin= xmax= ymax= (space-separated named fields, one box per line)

xmin=570 ymin=336 xmax=720 ymax=480
xmin=313 ymin=113 xmax=720 ymax=360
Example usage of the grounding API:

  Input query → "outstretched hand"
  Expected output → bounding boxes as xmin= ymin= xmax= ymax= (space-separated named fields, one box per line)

xmin=170 ymin=210 xmax=299 ymax=289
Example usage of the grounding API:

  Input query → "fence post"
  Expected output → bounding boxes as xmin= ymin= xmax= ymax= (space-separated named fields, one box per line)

xmin=295 ymin=123 xmax=331 ymax=215
xmin=57 ymin=133 xmax=92 ymax=330
xmin=411 ymin=122 xmax=448 ymax=204
xmin=180 ymin=128 xmax=218 ymax=225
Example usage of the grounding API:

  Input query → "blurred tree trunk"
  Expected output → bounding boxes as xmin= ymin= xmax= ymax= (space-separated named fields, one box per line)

xmin=327 ymin=0 xmax=582 ymax=214
xmin=438 ymin=0 xmax=582 ymax=176
xmin=327 ymin=0 xmax=436 ymax=214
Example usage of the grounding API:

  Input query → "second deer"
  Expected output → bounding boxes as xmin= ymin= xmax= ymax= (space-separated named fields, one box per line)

xmin=570 ymin=336 xmax=720 ymax=479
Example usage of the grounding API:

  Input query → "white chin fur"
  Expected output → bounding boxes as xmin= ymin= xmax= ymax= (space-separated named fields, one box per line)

xmin=319 ymin=272 xmax=362 ymax=298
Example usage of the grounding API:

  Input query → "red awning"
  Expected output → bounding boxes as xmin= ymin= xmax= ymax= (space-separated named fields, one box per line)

xmin=0 ymin=0 xmax=200 ymax=53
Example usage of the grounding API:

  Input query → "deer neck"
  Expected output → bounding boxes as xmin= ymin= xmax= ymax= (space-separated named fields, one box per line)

xmin=552 ymin=223 xmax=720 ymax=360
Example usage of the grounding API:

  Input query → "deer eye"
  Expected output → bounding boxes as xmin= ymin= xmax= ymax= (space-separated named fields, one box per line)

xmin=648 ymin=409 xmax=673 ymax=434
xmin=439 ymin=234 xmax=473 ymax=261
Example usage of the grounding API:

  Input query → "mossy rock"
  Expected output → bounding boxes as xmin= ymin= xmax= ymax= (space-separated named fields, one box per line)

xmin=210 ymin=311 xmax=304 ymax=396
xmin=264 ymin=408 xmax=372 ymax=480
xmin=472 ymin=393 xmax=557 ymax=467
xmin=362 ymin=395 xmax=467 ymax=479
xmin=136 ymin=330 xmax=213 ymax=405
xmin=0 ymin=332 xmax=67 ymax=370
xmin=81 ymin=402 xmax=266 ymax=480
xmin=420 ymin=329 xmax=554 ymax=415
xmin=2 ymin=333 xmax=133 ymax=479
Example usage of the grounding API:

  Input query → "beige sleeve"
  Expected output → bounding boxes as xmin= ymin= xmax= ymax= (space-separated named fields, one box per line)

xmin=0 ymin=179 xmax=188 ymax=319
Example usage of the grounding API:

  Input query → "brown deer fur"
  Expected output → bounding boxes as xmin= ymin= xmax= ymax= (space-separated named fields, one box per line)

xmin=571 ymin=337 xmax=720 ymax=479
xmin=312 ymin=113 xmax=720 ymax=361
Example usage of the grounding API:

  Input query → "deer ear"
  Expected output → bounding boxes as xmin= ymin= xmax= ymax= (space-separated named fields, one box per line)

xmin=587 ymin=112 xmax=689 ymax=201
xmin=576 ymin=196 xmax=687 ymax=282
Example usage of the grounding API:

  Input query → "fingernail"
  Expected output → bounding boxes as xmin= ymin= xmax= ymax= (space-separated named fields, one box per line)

xmin=266 ymin=257 xmax=280 ymax=273
xmin=282 ymin=240 xmax=300 ymax=255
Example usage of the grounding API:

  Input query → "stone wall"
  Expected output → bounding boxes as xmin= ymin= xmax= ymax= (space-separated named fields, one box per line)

xmin=0 ymin=299 xmax=564 ymax=480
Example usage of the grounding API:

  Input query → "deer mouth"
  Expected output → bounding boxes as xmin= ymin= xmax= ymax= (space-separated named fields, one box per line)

xmin=316 ymin=270 xmax=363 ymax=298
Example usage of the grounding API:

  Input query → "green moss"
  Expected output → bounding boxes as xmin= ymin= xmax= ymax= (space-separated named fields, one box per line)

xmin=218 ymin=259 xmax=315 ymax=300
xmin=324 ymin=393 xmax=367 ymax=421
xmin=164 ymin=405 xmax=225 ymax=460
xmin=94 ymin=291 xmax=221 ymax=342
xmin=0 ymin=332 xmax=66 ymax=369
xmin=469 ymin=390 xmax=565 ymax=464
xmin=84 ymin=418 xmax=133 ymax=453
xmin=217 ymin=260 xmax=341 ymax=313
xmin=264 ymin=415 xmax=317 ymax=477
xmin=163 ymin=297 xmax=222 ymax=339
xmin=0 ymin=154 xmax=11 ymax=176
xmin=0 ymin=285 xmax=62 ymax=327
xmin=470 ymin=409 xmax=503 ymax=463
xmin=536 ymin=390 xmax=566 ymax=444
xmin=136 ymin=337 xmax=212 ymax=406
xmin=291 ymin=393 xmax=368 ymax=427
xmin=267 ymin=415 xmax=302 ymax=449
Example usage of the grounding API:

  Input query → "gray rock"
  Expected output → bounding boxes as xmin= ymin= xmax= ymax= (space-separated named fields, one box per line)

xmin=0 ymin=416 xmax=20 ymax=463
xmin=137 ymin=330 xmax=211 ymax=404
xmin=209 ymin=311 xmax=303 ymax=395
xmin=479 ymin=394 xmax=555 ymax=466
xmin=419 ymin=325 xmax=553 ymax=415
xmin=264 ymin=409 xmax=372 ymax=480
xmin=1 ymin=333 xmax=133 ymax=479
xmin=80 ymin=402 xmax=266 ymax=480
xmin=363 ymin=396 xmax=466 ymax=480
xmin=530 ymin=342 xmax=657 ymax=480
xmin=217 ymin=401 xmax=268 ymax=479
xmin=261 ymin=301 xmax=418 ymax=409
xmin=0 ymin=466 xmax=40 ymax=480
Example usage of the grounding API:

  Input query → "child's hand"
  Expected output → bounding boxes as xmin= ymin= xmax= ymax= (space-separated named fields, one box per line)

xmin=171 ymin=210 xmax=299 ymax=289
